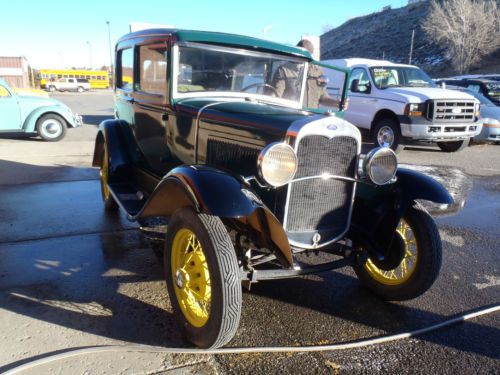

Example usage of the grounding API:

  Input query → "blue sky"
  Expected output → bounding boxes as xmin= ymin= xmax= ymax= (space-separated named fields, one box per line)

xmin=0 ymin=0 xmax=406 ymax=69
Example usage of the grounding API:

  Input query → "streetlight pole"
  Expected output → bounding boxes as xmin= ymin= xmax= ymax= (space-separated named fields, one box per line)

xmin=86 ymin=41 xmax=93 ymax=70
xmin=106 ymin=21 xmax=113 ymax=70
xmin=106 ymin=21 xmax=113 ymax=86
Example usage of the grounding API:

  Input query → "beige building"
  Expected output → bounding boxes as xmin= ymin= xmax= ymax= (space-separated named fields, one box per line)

xmin=0 ymin=56 xmax=30 ymax=88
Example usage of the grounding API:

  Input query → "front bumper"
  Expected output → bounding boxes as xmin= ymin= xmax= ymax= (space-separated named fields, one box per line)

xmin=73 ymin=113 xmax=83 ymax=127
xmin=475 ymin=124 xmax=500 ymax=142
xmin=399 ymin=115 xmax=482 ymax=141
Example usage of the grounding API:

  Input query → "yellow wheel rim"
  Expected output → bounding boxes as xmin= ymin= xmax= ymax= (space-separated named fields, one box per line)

xmin=100 ymin=149 xmax=111 ymax=200
xmin=364 ymin=219 xmax=418 ymax=286
xmin=171 ymin=228 xmax=211 ymax=327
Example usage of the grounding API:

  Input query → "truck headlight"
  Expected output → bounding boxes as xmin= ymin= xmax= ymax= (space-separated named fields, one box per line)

xmin=363 ymin=147 xmax=398 ymax=185
xmin=258 ymin=143 xmax=297 ymax=187
xmin=405 ymin=103 xmax=425 ymax=117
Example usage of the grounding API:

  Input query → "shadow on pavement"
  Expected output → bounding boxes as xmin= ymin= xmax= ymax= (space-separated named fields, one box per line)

xmin=82 ymin=115 xmax=113 ymax=126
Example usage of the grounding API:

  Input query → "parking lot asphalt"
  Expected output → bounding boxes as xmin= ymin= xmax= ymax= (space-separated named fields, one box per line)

xmin=0 ymin=91 xmax=498 ymax=374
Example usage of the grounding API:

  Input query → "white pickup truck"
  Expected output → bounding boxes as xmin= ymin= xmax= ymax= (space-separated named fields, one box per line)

xmin=47 ymin=78 xmax=90 ymax=93
xmin=322 ymin=58 xmax=482 ymax=152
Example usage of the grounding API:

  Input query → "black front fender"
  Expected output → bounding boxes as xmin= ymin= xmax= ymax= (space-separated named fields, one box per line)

xmin=138 ymin=165 xmax=294 ymax=267
xmin=349 ymin=167 xmax=452 ymax=261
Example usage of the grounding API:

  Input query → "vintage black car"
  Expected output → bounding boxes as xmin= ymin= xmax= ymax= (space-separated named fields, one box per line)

xmin=93 ymin=29 xmax=453 ymax=349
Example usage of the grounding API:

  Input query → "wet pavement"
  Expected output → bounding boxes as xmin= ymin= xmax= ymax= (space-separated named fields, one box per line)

xmin=0 ymin=172 xmax=499 ymax=374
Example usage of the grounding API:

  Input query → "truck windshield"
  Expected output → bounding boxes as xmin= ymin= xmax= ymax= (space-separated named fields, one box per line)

xmin=175 ymin=43 xmax=308 ymax=107
xmin=369 ymin=66 xmax=435 ymax=89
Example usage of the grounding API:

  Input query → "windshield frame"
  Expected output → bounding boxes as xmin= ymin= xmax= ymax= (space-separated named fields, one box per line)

xmin=171 ymin=42 xmax=309 ymax=109
xmin=369 ymin=65 xmax=435 ymax=89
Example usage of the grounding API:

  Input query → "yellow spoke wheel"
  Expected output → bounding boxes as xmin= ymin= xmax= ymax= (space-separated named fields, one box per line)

xmin=99 ymin=148 xmax=117 ymax=211
xmin=164 ymin=208 xmax=242 ymax=348
xmin=354 ymin=204 xmax=442 ymax=301
xmin=364 ymin=219 xmax=418 ymax=286
xmin=171 ymin=228 xmax=211 ymax=328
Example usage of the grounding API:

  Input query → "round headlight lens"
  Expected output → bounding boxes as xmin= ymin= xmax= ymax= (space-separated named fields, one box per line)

xmin=363 ymin=147 xmax=398 ymax=185
xmin=258 ymin=143 xmax=297 ymax=187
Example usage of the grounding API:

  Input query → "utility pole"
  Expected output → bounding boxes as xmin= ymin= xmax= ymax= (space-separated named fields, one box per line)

xmin=86 ymin=41 xmax=93 ymax=70
xmin=408 ymin=29 xmax=415 ymax=64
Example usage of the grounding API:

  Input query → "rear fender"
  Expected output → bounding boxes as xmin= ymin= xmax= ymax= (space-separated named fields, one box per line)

xmin=350 ymin=167 xmax=452 ymax=260
xmin=138 ymin=165 xmax=294 ymax=267
xmin=92 ymin=119 xmax=141 ymax=182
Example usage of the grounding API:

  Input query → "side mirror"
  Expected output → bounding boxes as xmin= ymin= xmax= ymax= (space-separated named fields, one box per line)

xmin=350 ymin=79 xmax=360 ymax=92
xmin=317 ymin=75 xmax=329 ymax=87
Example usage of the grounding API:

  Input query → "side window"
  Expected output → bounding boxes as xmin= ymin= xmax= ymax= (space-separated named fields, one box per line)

xmin=0 ymin=84 xmax=11 ymax=98
xmin=138 ymin=44 xmax=167 ymax=95
xmin=118 ymin=48 xmax=134 ymax=90
xmin=350 ymin=68 xmax=370 ymax=93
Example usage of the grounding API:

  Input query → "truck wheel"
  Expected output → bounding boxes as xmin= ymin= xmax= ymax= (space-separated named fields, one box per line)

xmin=437 ymin=138 xmax=470 ymax=152
xmin=77 ymin=86 xmax=84 ymax=93
xmin=373 ymin=118 xmax=404 ymax=153
xmin=164 ymin=208 xmax=242 ymax=348
xmin=36 ymin=114 xmax=67 ymax=141
xmin=354 ymin=203 xmax=442 ymax=301
xmin=99 ymin=147 xmax=118 ymax=211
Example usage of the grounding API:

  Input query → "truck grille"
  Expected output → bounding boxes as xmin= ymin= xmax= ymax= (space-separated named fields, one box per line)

xmin=429 ymin=100 xmax=475 ymax=122
xmin=285 ymin=135 xmax=357 ymax=239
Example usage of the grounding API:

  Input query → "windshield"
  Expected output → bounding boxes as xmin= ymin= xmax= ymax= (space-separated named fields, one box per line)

xmin=485 ymin=82 xmax=500 ymax=101
xmin=175 ymin=43 xmax=307 ymax=107
xmin=369 ymin=66 xmax=435 ymax=89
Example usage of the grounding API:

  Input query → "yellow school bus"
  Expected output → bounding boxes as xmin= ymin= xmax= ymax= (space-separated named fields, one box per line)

xmin=39 ymin=69 xmax=110 ymax=89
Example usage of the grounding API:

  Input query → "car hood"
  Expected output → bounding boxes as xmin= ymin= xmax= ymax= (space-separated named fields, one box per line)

xmin=176 ymin=97 xmax=310 ymax=138
xmin=480 ymin=105 xmax=500 ymax=120
xmin=385 ymin=87 xmax=476 ymax=102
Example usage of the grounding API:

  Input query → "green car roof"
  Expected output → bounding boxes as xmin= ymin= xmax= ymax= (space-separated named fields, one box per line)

xmin=119 ymin=28 xmax=313 ymax=59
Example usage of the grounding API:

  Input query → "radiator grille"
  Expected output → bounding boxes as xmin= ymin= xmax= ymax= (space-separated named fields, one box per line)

xmin=206 ymin=138 xmax=261 ymax=177
xmin=286 ymin=135 xmax=357 ymax=235
xmin=429 ymin=100 xmax=475 ymax=122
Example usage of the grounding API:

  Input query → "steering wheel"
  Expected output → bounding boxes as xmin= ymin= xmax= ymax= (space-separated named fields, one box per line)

xmin=240 ymin=83 xmax=279 ymax=96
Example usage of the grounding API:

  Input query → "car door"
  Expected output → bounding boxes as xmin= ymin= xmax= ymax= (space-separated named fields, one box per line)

xmin=344 ymin=67 xmax=373 ymax=129
xmin=0 ymin=82 xmax=21 ymax=130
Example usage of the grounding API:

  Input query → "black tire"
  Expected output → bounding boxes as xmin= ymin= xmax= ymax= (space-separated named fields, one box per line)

xmin=36 ymin=113 xmax=67 ymax=142
xmin=99 ymin=147 xmax=118 ymax=211
xmin=77 ymin=86 xmax=84 ymax=93
xmin=372 ymin=118 xmax=404 ymax=153
xmin=48 ymin=85 xmax=56 ymax=92
xmin=437 ymin=138 xmax=470 ymax=152
xmin=354 ymin=203 xmax=442 ymax=301
xmin=164 ymin=208 xmax=242 ymax=348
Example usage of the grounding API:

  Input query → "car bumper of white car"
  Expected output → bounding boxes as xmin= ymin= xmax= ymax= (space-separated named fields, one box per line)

xmin=73 ymin=113 xmax=83 ymax=127
xmin=399 ymin=117 xmax=482 ymax=142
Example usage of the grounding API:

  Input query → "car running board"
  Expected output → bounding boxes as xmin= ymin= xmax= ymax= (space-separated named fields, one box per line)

xmin=108 ymin=182 xmax=149 ymax=218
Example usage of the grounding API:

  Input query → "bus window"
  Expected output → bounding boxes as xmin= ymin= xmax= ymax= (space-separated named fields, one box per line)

xmin=58 ymin=74 xmax=62 ymax=78
xmin=86 ymin=75 xmax=90 ymax=79
xmin=69 ymin=74 xmax=74 ymax=78
xmin=91 ymin=76 xmax=96 ymax=79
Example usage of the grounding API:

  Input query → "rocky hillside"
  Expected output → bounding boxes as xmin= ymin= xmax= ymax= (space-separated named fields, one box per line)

xmin=320 ymin=0 xmax=500 ymax=76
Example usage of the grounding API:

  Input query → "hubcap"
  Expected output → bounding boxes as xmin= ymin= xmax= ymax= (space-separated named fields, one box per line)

xmin=41 ymin=119 xmax=62 ymax=138
xmin=364 ymin=219 xmax=418 ymax=285
xmin=171 ymin=228 xmax=211 ymax=327
xmin=377 ymin=126 xmax=394 ymax=147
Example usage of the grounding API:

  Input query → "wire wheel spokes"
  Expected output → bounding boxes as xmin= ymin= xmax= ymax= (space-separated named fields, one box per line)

xmin=171 ymin=229 xmax=212 ymax=327
xmin=365 ymin=219 xmax=419 ymax=285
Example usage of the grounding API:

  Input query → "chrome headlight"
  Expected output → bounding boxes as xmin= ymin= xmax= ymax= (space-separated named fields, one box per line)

xmin=363 ymin=147 xmax=398 ymax=185
xmin=257 ymin=143 xmax=297 ymax=187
